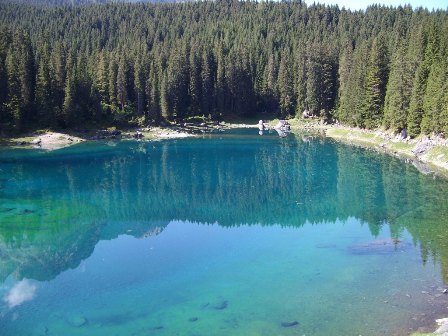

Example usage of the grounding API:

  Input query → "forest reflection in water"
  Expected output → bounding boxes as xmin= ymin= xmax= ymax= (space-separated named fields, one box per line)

xmin=0 ymin=129 xmax=447 ymax=284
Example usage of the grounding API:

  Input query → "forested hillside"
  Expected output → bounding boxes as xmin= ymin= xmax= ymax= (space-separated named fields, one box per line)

xmin=0 ymin=0 xmax=176 ymax=6
xmin=0 ymin=1 xmax=447 ymax=136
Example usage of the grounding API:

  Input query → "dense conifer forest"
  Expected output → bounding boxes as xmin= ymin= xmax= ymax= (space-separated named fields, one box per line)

xmin=0 ymin=0 xmax=447 ymax=136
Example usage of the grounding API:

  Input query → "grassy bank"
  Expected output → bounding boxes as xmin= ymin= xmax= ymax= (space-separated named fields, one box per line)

xmin=324 ymin=126 xmax=448 ymax=178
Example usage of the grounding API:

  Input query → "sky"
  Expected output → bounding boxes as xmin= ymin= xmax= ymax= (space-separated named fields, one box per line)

xmin=313 ymin=0 xmax=448 ymax=11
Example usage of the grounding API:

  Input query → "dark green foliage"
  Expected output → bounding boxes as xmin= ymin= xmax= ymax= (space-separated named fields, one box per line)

xmin=362 ymin=35 xmax=389 ymax=129
xmin=4 ymin=30 xmax=35 ymax=130
xmin=278 ymin=52 xmax=294 ymax=118
xmin=0 ymin=1 xmax=447 ymax=135
xmin=383 ymin=40 xmax=410 ymax=130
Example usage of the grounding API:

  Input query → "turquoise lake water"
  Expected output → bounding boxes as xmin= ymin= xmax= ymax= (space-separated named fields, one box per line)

xmin=0 ymin=129 xmax=448 ymax=335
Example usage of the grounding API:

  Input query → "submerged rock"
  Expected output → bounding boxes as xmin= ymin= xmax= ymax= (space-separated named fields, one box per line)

xmin=1 ymin=207 xmax=15 ymax=213
xmin=281 ymin=321 xmax=299 ymax=327
xmin=188 ymin=317 xmax=199 ymax=322
xmin=67 ymin=316 xmax=87 ymax=327
xmin=213 ymin=300 xmax=228 ymax=310
xmin=348 ymin=239 xmax=410 ymax=255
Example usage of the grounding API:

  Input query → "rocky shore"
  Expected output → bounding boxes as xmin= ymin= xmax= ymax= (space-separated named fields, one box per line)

xmin=2 ymin=119 xmax=448 ymax=179
xmin=412 ymin=318 xmax=448 ymax=336
xmin=0 ymin=120 xmax=223 ymax=150
xmin=324 ymin=126 xmax=448 ymax=178
xmin=2 ymin=131 xmax=85 ymax=150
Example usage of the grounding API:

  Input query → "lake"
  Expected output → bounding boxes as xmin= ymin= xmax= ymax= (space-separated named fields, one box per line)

xmin=0 ymin=129 xmax=448 ymax=336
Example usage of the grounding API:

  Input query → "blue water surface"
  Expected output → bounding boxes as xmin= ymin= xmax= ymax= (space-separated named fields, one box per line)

xmin=0 ymin=129 xmax=448 ymax=335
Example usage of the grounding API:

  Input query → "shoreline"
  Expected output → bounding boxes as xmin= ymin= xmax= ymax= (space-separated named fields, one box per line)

xmin=323 ymin=125 xmax=448 ymax=179
xmin=1 ymin=120 xmax=448 ymax=179
xmin=2 ymin=120 xmax=448 ymax=178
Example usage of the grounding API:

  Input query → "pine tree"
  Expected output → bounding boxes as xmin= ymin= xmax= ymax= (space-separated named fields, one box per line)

xmin=35 ymin=58 xmax=53 ymax=126
xmin=305 ymin=56 xmax=322 ymax=116
xmin=320 ymin=55 xmax=337 ymax=120
xmin=422 ymin=57 xmax=447 ymax=134
xmin=362 ymin=35 xmax=389 ymax=129
xmin=0 ymin=27 xmax=11 ymax=127
xmin=160 ymin=73 xmax=171 ymax=119
xmin=116 ymin=57 xmax=128 ymax=110
xmin=407 ymin=63 xmax=427 ymax=137
xmin=442 ymin=88 xmax=448 ymax=136
xmin=63 ymin=69 xmax=77 ymax=127
xmin=50 ymin=42 xmax=66 ymax=112
xmin=108 ymin=55 xmax=118 ymax=107
xmin=165 ymin=46 xmax=189 ymax=118
xmin=188 ymin=44 xmax=202 ymax=116
xmin=215 ymin=44 xmax=227 ymax=117
xmin=96 ymin=51 xmax=109 ymax=104
xmin=201 ymin=49 xmax=213 ymax=117
xmin=420 ymin=22 xmax=440 ymax=134
xmin=5 ymin=31 xmax=35 ymax=129
xmin=17 ymin=31 xmax=35 ymax=127
xmin=134 ymin=56 xmax=145 ymax=116
xmin=263 ymin=54 xmax=278 ymax=114
xmin=406 ymin=25 xmax=426 ymax=137
xmin=278 ymin=52 xmax=294 ymax=118
xmin=383 ymin=41 xmax=408 ymax=130
xmin=5 ymin=48 xmax=21 ymax=128
xmin=336 ymin=40 xmax=353 ymax=122
xmin=294 ymin=51 xmax=307 ymax=117
xmin=145 ymin=63 xmax=161 ymax=122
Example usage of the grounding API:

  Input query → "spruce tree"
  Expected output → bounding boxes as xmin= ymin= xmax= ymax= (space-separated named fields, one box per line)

xmin=407 ymin=63 xmax=427 ymax=137
xmin=420 ymin=22 xmax=440 ymax=134
xmin=96 ymin=51 xmax=109 ymax=104
xmin=336 ymin=40 xmax=353 ymax=123
xmin=305 ymin=55 xmax=322 ymax=117
xmin=278 ymin=52 xmax=294 ymax=118
xmin=188 ymin=44 xmax=202 ymax=116
xmin=294 ymin=51 xmax=307 ymax=117
xmin=116 ymin=57 xmax=128 ymax=111
xmin=62 ymin=69 xmax=77 ymax=127
xmin=383 ymin=41 xmax=408 ymax=130
xmin=201 ymin=49 xmax=213 ymax=117
xmin=362 ymin=35 xmax=389 ymax=129
xmin=35 ymin=59 xmax=53 ymax=126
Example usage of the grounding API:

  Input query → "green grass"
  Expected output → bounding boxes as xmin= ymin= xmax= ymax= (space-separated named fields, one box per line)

xmin=425 ymin=146 xmax=448 ymax=161
xmin=389 ymin=142 xmax=414 ymax=152
xmin=326 ymin=128 xmax=351 ymax=137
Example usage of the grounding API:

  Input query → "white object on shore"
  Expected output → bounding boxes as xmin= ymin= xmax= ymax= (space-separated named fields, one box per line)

xmin=435 ymin=318 xmax=448 ymax=335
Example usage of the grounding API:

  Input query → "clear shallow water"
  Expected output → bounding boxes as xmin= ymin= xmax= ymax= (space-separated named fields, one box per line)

xmin=0 ymin=129 xmax=448 ymax=335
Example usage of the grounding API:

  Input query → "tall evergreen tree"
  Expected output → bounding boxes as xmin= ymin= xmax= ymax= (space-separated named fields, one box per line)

xmin=35 ymin=57 xmax=53 ymax=126
xmin=62 ymin=68 xmax=77 ymax=127
xmin=96 ymin=51 xmax=109 ymax=104
xmin=201 ymin=49 xmax=213 ymax=117
xmin=294 ymin=51 xmax=307 ymax=117
xmin=383 ymin=41 xmax=409 ymax=130
xmin=278 ymin=52 xmax=294 ymax=118
xmin=362 ymin=35 xmax=389 ymax=129
xmin=188 ymin=44 xmax=202 ymax=116
xmin=336 ymin=40 xmax=353 ymax=123
xmin=116 ymin=57 xmax=128 ymax=110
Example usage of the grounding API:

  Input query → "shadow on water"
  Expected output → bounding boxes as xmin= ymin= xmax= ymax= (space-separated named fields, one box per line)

xmin=0 ymin=129 xmax=447 ymax=284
